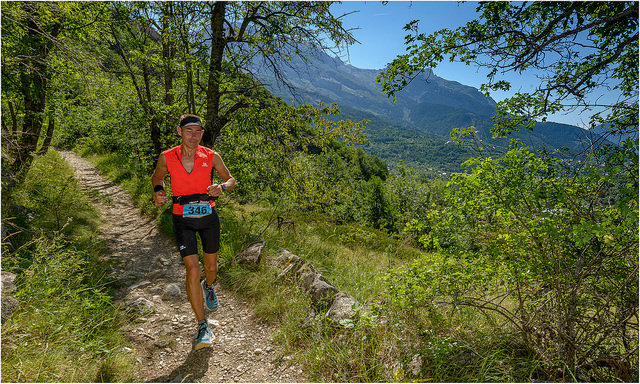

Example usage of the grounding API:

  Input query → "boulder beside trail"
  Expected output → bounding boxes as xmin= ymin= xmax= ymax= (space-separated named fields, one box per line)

xmin=272 ymin=250 xmax=359 ymax=323
xmin=236 ymin=245 xmax=361 ymax=324
xmin=1 ymin=271 xmax=19 ymax=321
xmin=308 ymin=276 xmax=339 ymax=311
xmin=235 ymin=241 xmax=266 ymax=269
xmin=326 ymin=291 xmax=360 ymax=322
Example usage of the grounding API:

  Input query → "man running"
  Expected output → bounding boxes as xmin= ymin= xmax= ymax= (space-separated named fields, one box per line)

xmin=151 ymin=114 xmax=236 ymax=351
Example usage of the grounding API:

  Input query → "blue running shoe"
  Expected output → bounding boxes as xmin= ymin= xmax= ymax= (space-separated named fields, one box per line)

xmin=194 ymin=322 xmax=214 ymax=351
xmin=202 ymin=280 xmax=218 ymax=311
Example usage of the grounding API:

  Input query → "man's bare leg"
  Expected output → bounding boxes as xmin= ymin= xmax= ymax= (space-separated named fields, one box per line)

xmin=183 ymin=254 xmax=205 ymax=321
xmin=202 ymin=251 xmax=218 ymax=287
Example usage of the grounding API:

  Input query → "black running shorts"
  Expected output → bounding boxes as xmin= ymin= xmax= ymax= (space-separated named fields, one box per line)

xmin=172 ymin=209 xmax=220 ymax=257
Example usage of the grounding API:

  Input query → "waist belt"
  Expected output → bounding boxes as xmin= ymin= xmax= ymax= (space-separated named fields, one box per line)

xmin=172 ymin=193 xmax=217 ymax=205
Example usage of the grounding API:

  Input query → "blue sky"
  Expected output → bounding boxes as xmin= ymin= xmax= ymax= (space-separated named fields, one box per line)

xmin=329 ymin=1 xmax=605 ymax=128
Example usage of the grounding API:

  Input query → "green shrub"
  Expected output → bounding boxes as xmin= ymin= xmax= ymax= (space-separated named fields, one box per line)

xmin=2 ymin=237 xmax=137 ymax=382
xmin=382 ymin=145 xmax=639 ymax=381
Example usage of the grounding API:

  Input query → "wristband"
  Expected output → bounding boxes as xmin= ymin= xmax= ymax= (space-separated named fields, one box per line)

xmin=154 ymin=184 xmax=165 ymax=193
xmin=221 ymin=184 xmax=226 ymax=192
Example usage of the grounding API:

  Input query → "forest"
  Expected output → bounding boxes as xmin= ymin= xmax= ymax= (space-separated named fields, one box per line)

xmin=1 ymin=1 xmax=638 ymax=382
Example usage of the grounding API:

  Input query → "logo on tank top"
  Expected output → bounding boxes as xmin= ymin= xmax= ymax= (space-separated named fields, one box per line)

xmin=202 ymin=162 xmax=208 ymax=167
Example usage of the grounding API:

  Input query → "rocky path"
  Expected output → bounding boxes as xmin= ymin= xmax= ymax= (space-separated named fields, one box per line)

xmin=60 ymin=151 xmax=304 ymax=383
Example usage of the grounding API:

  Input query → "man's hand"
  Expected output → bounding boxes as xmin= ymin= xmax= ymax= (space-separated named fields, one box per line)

xmin=207 ymin=184 xmax=224 ymax=197
xmin=153 ymin=190 xmax=168 ymax=206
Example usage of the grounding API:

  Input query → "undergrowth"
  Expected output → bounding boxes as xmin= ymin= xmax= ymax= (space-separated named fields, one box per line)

xmin=69 ymin=149 xmax=579 ymax=382
xmin=215 ymin=202 xmax=545 ymax=382
xmin=1 ymin=151 xmax=138 ymax=382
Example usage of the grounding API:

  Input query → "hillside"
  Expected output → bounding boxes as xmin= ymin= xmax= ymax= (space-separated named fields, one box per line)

xmin=337 ymin=105 xmax=476 ymax=175
xmin=257 ymin=50 xmax=612 ymax=166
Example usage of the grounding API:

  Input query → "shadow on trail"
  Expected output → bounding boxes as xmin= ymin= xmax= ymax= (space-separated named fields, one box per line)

xmin=146 ymin=348 xmax=213 ymax=383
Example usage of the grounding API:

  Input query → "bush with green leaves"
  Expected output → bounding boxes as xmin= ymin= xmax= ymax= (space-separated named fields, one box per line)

xmin=383 ymin=143 xmax=639 ymax=381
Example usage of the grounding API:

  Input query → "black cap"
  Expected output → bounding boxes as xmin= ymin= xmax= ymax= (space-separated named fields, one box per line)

xmin=180 ymin=116 xmax=202 ymax=128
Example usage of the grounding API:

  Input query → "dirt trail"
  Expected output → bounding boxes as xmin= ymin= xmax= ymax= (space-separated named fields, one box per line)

xmin=60 ymin=151 xmax=304 ymax=383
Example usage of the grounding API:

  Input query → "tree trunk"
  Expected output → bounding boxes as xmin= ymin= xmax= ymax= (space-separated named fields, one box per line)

xmin=142 ymin=61 xmax=161 ymax=154
xmin=37 ymin=105 xmax=55 ymax=155
xmin=204 ymin=1 xmax=227 ymax=147
xmin=186 ymin=59 xmax=195 ymax=114
xmin=13 ymin=4 xmax=60 ymax=179
xmin=9 ymin=101 xmax=17 ymax=134
xmin=161 ymin=2 xmax=177 ymax=147
xmin=16 ymin=73 xmax=46 ymax=175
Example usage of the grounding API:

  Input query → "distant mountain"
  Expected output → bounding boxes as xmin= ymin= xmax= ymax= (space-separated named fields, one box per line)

xmin=588 ymin=124 xmax=638 ymax=146
xmin=255 ymin=50 xmax=612 ymax=170
xmin=262 ymin=51 xmax=496 ymax=126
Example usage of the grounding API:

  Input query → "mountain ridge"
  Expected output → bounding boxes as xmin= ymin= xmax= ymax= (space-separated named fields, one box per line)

xmin=255 ymin=50 xmax=611 ymax=171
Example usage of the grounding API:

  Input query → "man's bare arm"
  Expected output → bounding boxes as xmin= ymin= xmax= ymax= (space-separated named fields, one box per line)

xmin=152 ymin=153 xmax=169 ymax=206
xmin=206 ymin=152 xmax=236 ymax=197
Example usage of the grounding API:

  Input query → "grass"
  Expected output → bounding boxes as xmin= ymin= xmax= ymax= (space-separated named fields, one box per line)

xmin=79 ymin=148 xmax=164 ymax=218
xmin=63 ymin=148 xmax=605 ymax=382
xmin=209 ymin=202 xmax=462 ymax=380
xmin=2 ymin=239 xmax=138 ymax=382
xmin=211 ymin=199 xmax=558 ymax=382
xmin=1 ymin=151 xmax=139 ymax=382
xmin=224 ymin=202 xmax=417 ymax=301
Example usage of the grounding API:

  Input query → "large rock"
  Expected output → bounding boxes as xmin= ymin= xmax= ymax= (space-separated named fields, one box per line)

xmin=1 ymin=271 xmax=17 ymax=293
xmin=309 ymin=276 xmax=339 ymax=310
xmin=1 ymin=271 xmax=19 ymax=320
xmin=298 ymin=263 xmax=318 ymax=291
xmin=1 ymin=296 xmax=19 ymax=321
xmin=272 ymin=250 xmax=299 ymax=268
xmin=275 ymin=255 xmax=331 ymax=295
xmin=235 ymin=241 xmax=266 ymax=269
xmin=276 ymin=255 xmax=305 ymax=282
xmin=272 ymin=249 xmax=361 ymax=327
xmin=325 ymin=291 xmax=359 ymax=322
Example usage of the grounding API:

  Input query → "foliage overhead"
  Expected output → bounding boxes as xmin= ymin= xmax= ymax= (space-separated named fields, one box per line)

xmin=189 ymin=1 xmax=357 ymax=146
xmin=377 ymin=1 xmax=639 ymax=136
xmin=1 ymin=1 xmax=108 ymax=177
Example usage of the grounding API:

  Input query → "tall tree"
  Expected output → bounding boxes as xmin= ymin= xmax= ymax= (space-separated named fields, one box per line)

xmin=107 ymin=1 xmax=199 ymax=154
xmin=108 ymin=2 xmax=166 ymax=154
xmin=1 ymin=1 xmax=105 ymax=179
xmin=377 ymin=2 xmax=639 ymax=379
xmin=2 ymin=2 xmax=61 ymax=177
xmin=199 ymin=1 xmax=356 ymax=146
xmin=103 ymin=2 xmax=355 ymax=153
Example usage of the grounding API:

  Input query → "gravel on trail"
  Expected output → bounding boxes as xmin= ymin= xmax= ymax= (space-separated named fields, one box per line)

xmin=60 ymin=151 xmax=305 ymax=383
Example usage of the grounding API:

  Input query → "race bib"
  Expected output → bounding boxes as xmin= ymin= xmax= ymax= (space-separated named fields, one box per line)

xmin=183 ymin=202 xmax=212 ymax=218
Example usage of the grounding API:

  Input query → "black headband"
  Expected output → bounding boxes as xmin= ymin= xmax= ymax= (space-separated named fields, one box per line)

xmin=180 ymin=116 xmax=202 ymax=128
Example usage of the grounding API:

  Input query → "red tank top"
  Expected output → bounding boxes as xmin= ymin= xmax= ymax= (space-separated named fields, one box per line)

xmin=164 ymin=145 xmax=216 ymax=214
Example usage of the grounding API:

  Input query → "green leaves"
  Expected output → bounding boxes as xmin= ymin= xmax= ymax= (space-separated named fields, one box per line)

xmin=377 ymin=2 xmax=639 ymax=138
xmin=383 ymin=142 xmax=638 ymax=377
xmin=218 ymin=101 xmax=370 ymax=212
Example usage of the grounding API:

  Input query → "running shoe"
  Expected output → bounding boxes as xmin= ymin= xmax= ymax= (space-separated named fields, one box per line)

xmin=194 ymin=322 xmax=214 ymax=351
xmin=202 ymin=280 xmax=219 ymax=311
